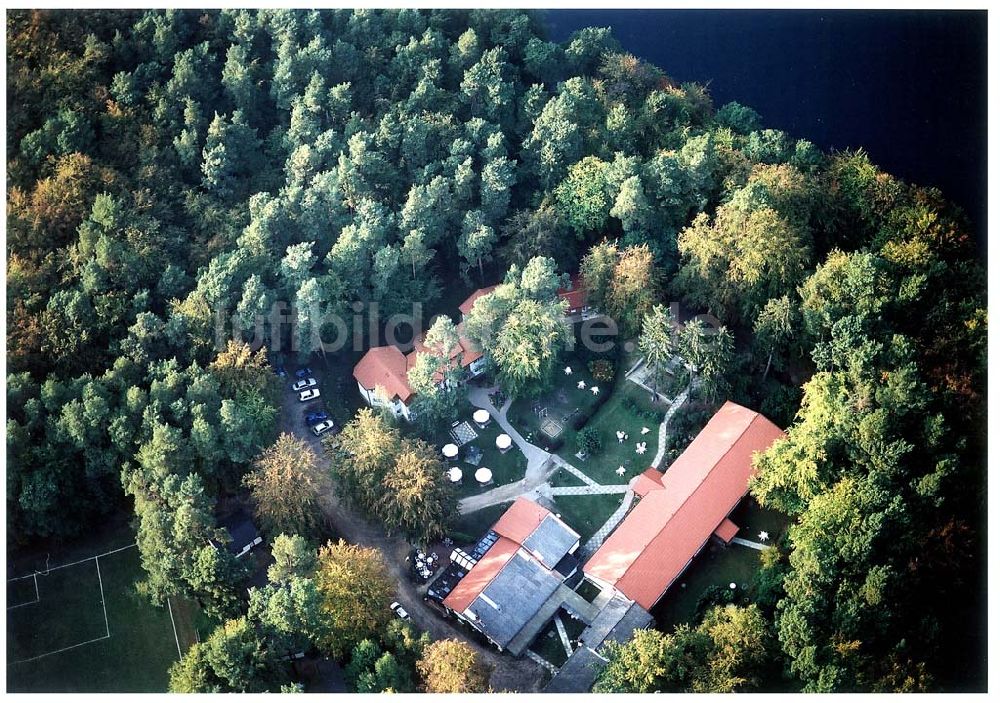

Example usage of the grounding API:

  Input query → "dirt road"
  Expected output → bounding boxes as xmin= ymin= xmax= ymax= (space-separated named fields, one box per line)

xmin=279 ymin=381 xmax=546 ymax=693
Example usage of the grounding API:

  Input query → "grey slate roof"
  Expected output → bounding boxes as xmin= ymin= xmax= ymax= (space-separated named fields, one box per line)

xmin=466 ymin=549 xmax=562 ymax=649
xmin=546 ymin=591 xmax=654 ymax=693
xmin=604 ymin=602 xmax=654 ymax=646
xmin=521 ymin=514 xmax=580 ymax=569
xmin=543 ymin=646 xmax=608 ymax=693
xmin=580 ymin=592 xmax=632 ymax=649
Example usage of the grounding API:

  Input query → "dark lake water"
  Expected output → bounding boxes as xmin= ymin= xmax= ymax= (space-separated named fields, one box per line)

xmin=544 ymin=10 xmax=987 ymax=246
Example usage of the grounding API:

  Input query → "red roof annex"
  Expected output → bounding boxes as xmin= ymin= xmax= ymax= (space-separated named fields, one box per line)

xmin=583 ymin=401 xmax=785 ymax=610
xmin=443 ymin=498 xmax=556 ymax=613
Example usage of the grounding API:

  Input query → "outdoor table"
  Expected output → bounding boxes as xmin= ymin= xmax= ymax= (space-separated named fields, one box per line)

xmin=473 ymin=409 xmax=491 ymax=427
xmin=495 ymin=434 xmax=512 ymax=453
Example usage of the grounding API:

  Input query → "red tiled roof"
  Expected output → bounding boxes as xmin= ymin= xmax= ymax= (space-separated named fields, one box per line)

xmin=441 ymin=498 xmax=558 ymax=613
xmin=443 ymin=537 xmax=519 ymax=613
xmin=458 ymin=285 xmax=498 ymax=315
xmin=630 ymin=467 xmax=664 ymax=497
xmin=583 ymin=401 xmax=785 ymax=610
xmin=352 ymin=346 xmax=413 ymax=404
xmin=557 ymin=275 xmax=588 ymax=312
xmin=493 ymin=497 xmax=553 ymax=544
xmin=713 ymin=517 xmax=739 ymax=544
xmin=404 ymin=328 xmax=484 ymax=383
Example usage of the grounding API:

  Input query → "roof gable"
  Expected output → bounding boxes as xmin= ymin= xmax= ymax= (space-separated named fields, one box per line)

xmin=458 ymin=285 xmax=498 ymax=315
xmin=352 ymin=346 xmax=413 ymax=403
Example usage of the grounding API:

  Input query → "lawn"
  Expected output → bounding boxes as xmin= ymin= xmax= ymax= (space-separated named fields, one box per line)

xmin=406 ymin=400 xmax=527 ymax=500
xmin=529 ymin=620 xmax=570 ymax=668
xmin=562 ymin=381 xmax=666 ymax=487
xmin=651 ymin=540 xmax=765 ymax=630
xmin=552 ymin=492 xmax=623 ymax=544
xmin=729 ymin=498 xmax=791 ymax=544
xmin=507 ymin=324 xmax=618 ymax=451
xmin=7 ymin=530 xmax=191 ymax=692
xmin=549 ymin=467 xmax=587 ymax=488
xmin=451 ymin=502 xmax=512 ymax=545
xmin=574 ymin=579 xmax=602 ymax=603
xmin=644 ymin=498 xmax=790 ymax=630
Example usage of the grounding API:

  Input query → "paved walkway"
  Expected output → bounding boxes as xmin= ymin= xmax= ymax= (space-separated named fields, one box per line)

xmin=458 ymin=472 xmax=553 ymax=514
xmin=650 ymin=388 xmax=689 ymax=469
xmin=542 ymin=484 xmax=629 ymax=497
xmin=554 ymin=614 xmax=573 ymax=657
xmin=467 ymin=385 xmax=552 ymax=481
xmin=525 ymin=649 xmax=558 ymax=675
xmin=732 ymin=537 xmax=769 ymax=551
xmin=551 ymin=456 xmax=599 ymax=487
xmin=580 ymin=489 xmax=635 ymax=557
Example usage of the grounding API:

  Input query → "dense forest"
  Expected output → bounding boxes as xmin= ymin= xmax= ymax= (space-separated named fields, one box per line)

xmin=6 ymin=8 xmax=986 ymax=693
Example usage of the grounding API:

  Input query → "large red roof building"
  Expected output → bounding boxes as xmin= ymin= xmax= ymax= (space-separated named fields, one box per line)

xmin=583 ymin=401 xmax=785 ymax=610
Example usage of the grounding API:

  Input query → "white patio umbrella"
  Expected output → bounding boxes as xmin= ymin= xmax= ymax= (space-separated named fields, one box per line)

xmin=495 ymin=434 xmax=512 ymax=451
xmin=442 ymin=443 xmax=459 ymax=458
xmin=448 ymin=467 xmax=463 ymax=483
xmin=475 ymin=467 xmax=493 ymax=484
xmin=473 ymin=409 xmax=490 ymax=425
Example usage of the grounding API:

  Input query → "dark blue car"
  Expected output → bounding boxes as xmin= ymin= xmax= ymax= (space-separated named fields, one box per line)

xmin=275 ymin=365 xmax=287 ymax=378
xmin=305 ymin=411 xmax=329 ymax=424
xmin=295 ymin=367 xmax=313 ymax=379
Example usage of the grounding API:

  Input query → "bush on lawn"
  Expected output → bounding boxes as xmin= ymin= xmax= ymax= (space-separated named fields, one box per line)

xmin=621 ymin=394 xmax=663 ymax=423
xmin=577 ymin=426 xmax=603 ymax=454
xmin=588 ymin=358 xmax=615 ymax=382
xmin=694 ymin=583 xmax=735 ymax=619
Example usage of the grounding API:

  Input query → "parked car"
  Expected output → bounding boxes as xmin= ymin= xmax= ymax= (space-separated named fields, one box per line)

xmin=298 ymin=389 xmax=320 ymax=402
xmin=312 ymin=419 xmax=337 ymax=437
xmin=294 ymin=367 xmax=313 ymax=379
xmin=290 ymin=378 xmax=317 ymax=392
xmin=305 ymin=410 xmax=329 ymax=424
xmin=390 ymin=601 xmax=410 ymax=621
xmin=274 ymin=365 xmax=288 ymax=378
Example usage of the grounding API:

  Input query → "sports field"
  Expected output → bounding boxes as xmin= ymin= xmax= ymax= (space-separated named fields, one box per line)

xmin=7 ymin=539 xmax=190 ymax=692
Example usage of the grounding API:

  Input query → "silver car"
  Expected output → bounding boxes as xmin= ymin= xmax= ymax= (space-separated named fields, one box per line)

xmin=298 ymin=389 xmax=320 ymax=402
xmin=291 ymin=377 xmax=317 ymax=392
xmin=312 ymin=419 xmax=336 ymax=436
xmin=390 ymin=601 xmax=410 ymax=621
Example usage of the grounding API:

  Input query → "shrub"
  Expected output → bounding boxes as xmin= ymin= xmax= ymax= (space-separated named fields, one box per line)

xmin=577 ymin=426 xmax=603 ymax=454
xmin=695 ymin=583 xmax=735 ymax=619
xmin=588 ymin=358 xmax=615 ymax=382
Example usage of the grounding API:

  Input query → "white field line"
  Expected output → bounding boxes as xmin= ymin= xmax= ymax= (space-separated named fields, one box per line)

xmin=7 ymin=574 xmax=41 ymax=610
xmin=167 ymin=598 xmax=183 ymax=659
xmin=11 ymin=634 xmax=111 ymax=665
xmin=7 ymin=542 xmax=137 ymax=582
xmin=10 ymin=546 xmax=135 ymax=664
xmin=95 ymin=557 xmax=110 ymax=638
